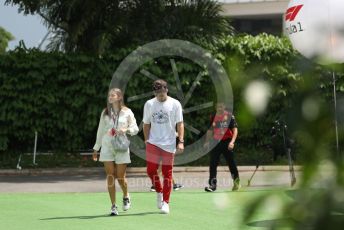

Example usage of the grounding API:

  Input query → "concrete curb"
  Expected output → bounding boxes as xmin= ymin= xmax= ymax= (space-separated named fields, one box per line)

xmin=0 ymin=165 xmax=302 ymax=176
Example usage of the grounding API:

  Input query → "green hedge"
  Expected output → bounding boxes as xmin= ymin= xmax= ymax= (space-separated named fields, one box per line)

xmin=219 ymin=34 xmax=301 ymax=147
xmin=0 ymin=46 xmax=216 ymax=154
xmin=0 ymin=51 xmax=119 ymax=152
xmin=1 ymin=34 xmax=343 ymax=166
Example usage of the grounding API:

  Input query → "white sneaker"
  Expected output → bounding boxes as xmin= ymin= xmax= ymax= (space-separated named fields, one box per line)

xmin=123 ymin=196 xmax=131 ymax=211
xmin=110 ymin=204 xmax=119 ymax=216
xmin=157 ymin=192 xmax=163 ymax=209
xmin=160 ymin=201 xmax=170 ymax=214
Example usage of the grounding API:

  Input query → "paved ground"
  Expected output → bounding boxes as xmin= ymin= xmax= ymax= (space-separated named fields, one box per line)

xmin=0 ymin=166 xmax=301 ymax=193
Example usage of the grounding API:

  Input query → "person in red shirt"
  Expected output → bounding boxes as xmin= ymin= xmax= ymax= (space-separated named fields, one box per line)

xmin=204 ymin=102 xmax=240 ymax=192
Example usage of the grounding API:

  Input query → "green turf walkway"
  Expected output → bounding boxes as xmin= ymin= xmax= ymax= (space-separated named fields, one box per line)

xmin=0 ymin=190 xmax=292 ymax=230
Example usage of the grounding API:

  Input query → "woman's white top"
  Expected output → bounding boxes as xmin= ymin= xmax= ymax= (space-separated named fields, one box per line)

xmin=93 ymin=107 xmax=139 ymax=151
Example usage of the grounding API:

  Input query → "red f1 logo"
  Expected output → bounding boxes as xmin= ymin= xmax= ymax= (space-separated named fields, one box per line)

xmin=285 ymin=5 xmax=303 ymax=21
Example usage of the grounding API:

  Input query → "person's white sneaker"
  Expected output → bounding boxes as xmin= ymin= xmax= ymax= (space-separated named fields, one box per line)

xmin=160 ymin=201 xmax=170 ymax=214
xmin=123 ymin=196 xmax=131 ymax=211
xmin=110 ymin=204 xmax=119 ymax=216
xmin=157 ymin=192 xmax=163 ymax=209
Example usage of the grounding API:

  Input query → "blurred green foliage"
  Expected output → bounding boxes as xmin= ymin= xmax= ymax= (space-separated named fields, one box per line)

xmin=230 ymin=35 xmax=344 ymax=229
xmin=0 ymin=27 xmax=14 ymax=53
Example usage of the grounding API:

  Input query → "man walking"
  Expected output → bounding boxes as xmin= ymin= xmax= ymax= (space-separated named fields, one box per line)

xmin=204 ymin=102 xmax=240 ymax=192
xmin=143 ymin=79 xmax=184 ymax=214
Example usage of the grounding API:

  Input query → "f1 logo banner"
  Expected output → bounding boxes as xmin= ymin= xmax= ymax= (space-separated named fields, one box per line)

xmin=285 ymin=3 xmax=304 ymax=35
xmin=285 ymin=0 xmax=344 ymax=64
xmin=285 ymin=4 xmax=303 ymax=22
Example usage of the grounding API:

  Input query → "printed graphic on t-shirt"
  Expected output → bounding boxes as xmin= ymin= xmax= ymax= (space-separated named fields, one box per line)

xmin=152 ymin=110 xmax=169 ymax=124
xmin=218 ymin=121 xmax=229 ymax=128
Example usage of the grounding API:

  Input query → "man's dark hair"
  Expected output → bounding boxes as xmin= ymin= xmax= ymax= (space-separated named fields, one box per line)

xmin=152 ymin=79 xmax=168 ymax=91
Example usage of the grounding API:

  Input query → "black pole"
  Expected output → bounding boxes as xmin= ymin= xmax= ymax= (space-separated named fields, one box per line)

xmin=282 ymin=122 xmax=296 ymax=187
xmin=332 ymin=71 xmax=340 ymax=157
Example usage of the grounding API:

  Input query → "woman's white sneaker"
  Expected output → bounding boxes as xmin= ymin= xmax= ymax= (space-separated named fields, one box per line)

xmin=110 ymin=204 xmax=119 ymax=216
xmin=123 ymin=196 xmax=131 ymax=211
xmin=160 ymin=201 xmax=170 ymax=214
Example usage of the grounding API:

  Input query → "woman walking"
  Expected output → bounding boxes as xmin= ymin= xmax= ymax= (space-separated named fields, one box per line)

xmin=93 ymin=88 xmax=139 ymax=216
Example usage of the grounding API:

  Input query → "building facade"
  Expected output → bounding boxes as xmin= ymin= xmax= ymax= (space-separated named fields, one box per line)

xmin=219 ymin=0 xmax=289 ymax=35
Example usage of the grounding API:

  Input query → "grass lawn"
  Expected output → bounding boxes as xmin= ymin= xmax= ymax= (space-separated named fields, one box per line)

xmin=0 ymin=189 xmax=293 ymax=230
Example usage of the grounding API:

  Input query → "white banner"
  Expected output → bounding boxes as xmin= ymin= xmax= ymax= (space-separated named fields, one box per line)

xmin=285 ymin=0 xmax=344 ymax=64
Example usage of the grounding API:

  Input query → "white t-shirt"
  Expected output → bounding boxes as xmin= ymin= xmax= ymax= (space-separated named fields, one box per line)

xmin=143 ymin=96 xmax=183 ymax=154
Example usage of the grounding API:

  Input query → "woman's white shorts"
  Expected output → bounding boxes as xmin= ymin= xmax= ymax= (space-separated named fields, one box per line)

xmin=99 ymin=136 xmax=131 ymax=164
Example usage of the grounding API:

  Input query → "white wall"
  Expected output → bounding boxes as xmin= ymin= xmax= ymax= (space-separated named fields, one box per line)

xmin=220 ymin=0 xmax=289 ymax=17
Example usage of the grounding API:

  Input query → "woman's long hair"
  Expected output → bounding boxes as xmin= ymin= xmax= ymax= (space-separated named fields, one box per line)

xmin=103 ymin=88 xmax=125 ymax=117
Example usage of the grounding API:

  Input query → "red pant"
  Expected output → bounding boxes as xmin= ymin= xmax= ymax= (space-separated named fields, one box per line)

xmin=146 ymin=143 xmax=174 ymax=203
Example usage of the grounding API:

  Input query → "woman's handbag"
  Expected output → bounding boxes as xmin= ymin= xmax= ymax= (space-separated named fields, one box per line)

xmin=111 ymin=133 xmax=130 ymax=152
xmin=111 ymin=110 xmax=130 ymax=151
